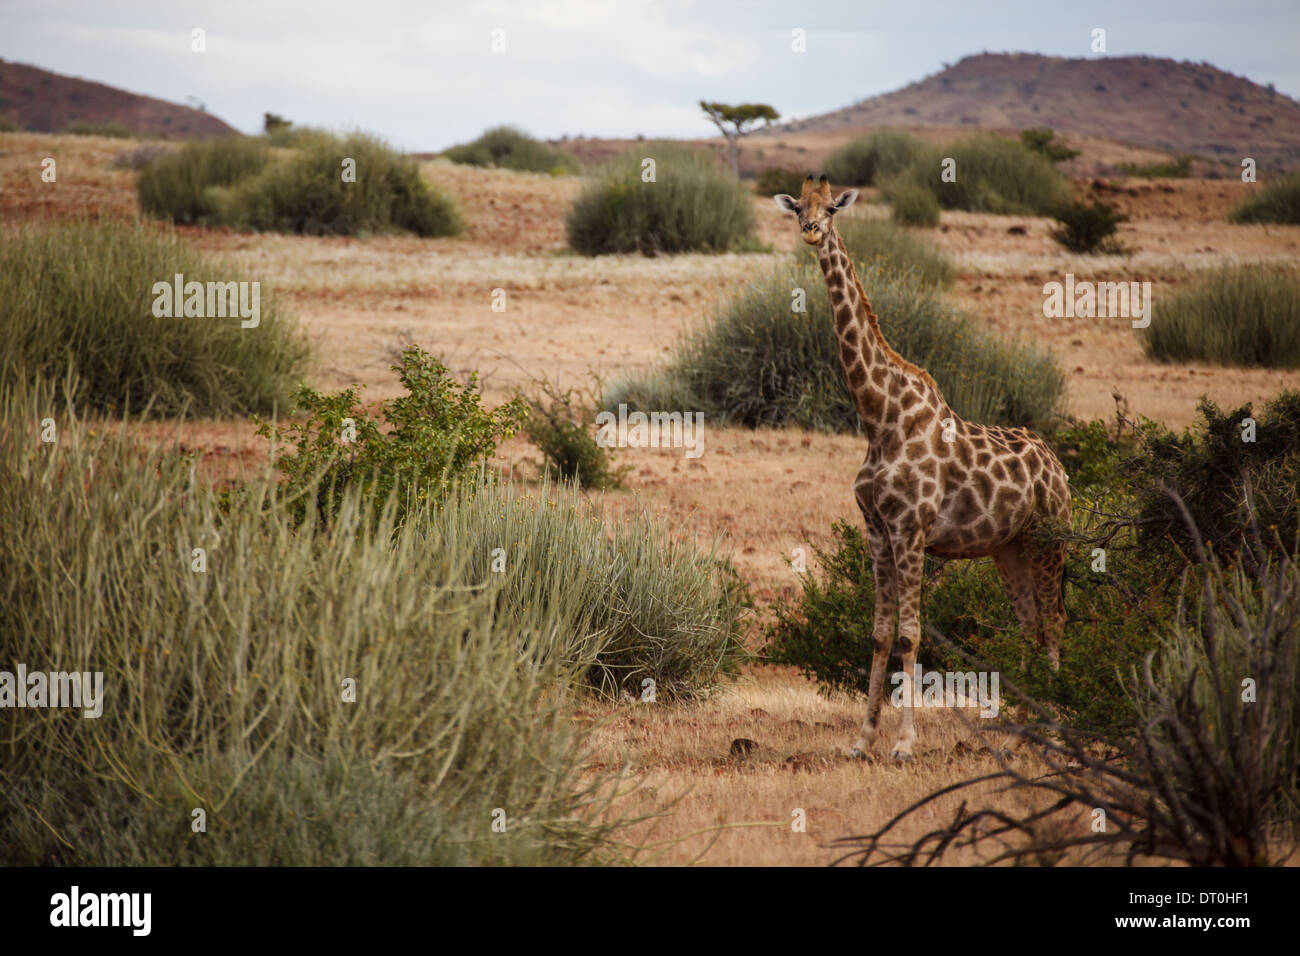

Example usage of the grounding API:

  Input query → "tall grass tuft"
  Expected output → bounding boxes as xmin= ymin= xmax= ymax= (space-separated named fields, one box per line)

xmin=822 ymin=130 xmax=924 ymax=187
xmin=796 ymin=214 xmax=955 ymax=287
xmin=567 ymin=142 xmax=755 ymax=255
xmin=0 ymin=380 xmax=747 ymax=864
xmin=443 ymin=125 xmax=580 ymax=175
xmin=137 ymin=135 xmax=270 ymax=225
xmin=606 ymin=260 xmax=1062 ymax=433
xmin=885 ymin=134 xmax=1072 ymax=216
xmin=1228 ymin=172 xmax=1300 ymax=225
xmin=0 ymin=219 xmax=310 ymax=416
xmin=1139 ymin=264 xmax=1300 ymax=368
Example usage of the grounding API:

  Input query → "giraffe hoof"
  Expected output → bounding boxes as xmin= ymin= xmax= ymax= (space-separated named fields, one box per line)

xmin=847 ymin=746 xmax=867 ymax=760
xmin=890 ymin=748 xmax=913 ymax=762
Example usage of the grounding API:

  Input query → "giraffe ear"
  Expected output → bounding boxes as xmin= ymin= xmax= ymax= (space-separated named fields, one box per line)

xmin=830 ymin=189 xmax=859 ymax=212
xmin=773 ymin=194 xmax=799 ymax=214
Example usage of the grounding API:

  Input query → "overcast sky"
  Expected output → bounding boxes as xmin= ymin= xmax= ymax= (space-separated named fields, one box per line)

xmin=3 ymin=0 xmax=1298 ymax=151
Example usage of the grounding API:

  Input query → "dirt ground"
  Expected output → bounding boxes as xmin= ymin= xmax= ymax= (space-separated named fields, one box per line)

xmin=4 ymin=131 xmax=1298 ymax=864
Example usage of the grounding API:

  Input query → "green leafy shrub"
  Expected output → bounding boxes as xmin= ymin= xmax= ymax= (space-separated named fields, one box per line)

xmin=889 ymin=182 xmax=941 ymax=227
xmin=764 ymin=517 xmax=1172 ymax=739
xmin=137 ymin=135 xmax=270 ymax=225
xmin=1128 ymin=392 xmax=1300 ymax=558
xmin=799 ymin=214 xmax=954 ymax=286
xmin=0 ymin=114 xmax=18 ymax=132
xmin=0 ymin=218 xmax=309 ymax=416
xmin=1019 ymin=128 xmax=1080 ymax=164
xmin=1229 ymin=172 xmax=1300 ymax=225
xmin=606 ymin=260 xmax=1062 ymax=433
xmin=885 ymin=134 xmax=1072 ymax=215
xmin=566 ymin=142 xmax=756 ymax=255
xmin=1050 ymin=417 xmax=1130 ymax=491
xmin=1139 ymin=264 xmax=1300 ymax=368
xmin=834 ymin=535 xmax=1300 ymax=867
xmin=1050 ymin=200 xmax=1129 ymax=254
xmin=520 ymin=379 xmax=626 ymax=489
xmin=756 ymin=166 xmax=807 ymax=197
xmin=443 ymin=125 xmax=580 ymax=175
xmin=822 ymin=130 xmax=924 ymax=186
xmin=257 ymin=345 xmax=527 ymax=525
xmin=211 ymin=130 xmax=462 ymax=237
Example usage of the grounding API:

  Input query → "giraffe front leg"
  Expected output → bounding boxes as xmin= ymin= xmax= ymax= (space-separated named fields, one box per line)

xmin=851 ymin=515 xmax=896 ymax=758
xmin=890 ymin=531 xmax=925 ymax=761
xmin=851 ymin=602 xmax=896 ymax=757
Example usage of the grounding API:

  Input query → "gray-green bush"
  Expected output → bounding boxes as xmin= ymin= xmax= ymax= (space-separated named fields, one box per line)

xmin=889 ymin=181 xmax=941 ymax=227
xmin=1228 ymin=172 xmax=1300 ymax=225
xmin=211 ymin=130 xmax=462 ymax=237
xmin=1139 ymin=264 xmax=1300 ymax=368
xmin=0 ymin=219 xmax=310 ymax=416
xmin=137 ymin=135 xmax=270 ymax=225
xmin=606 ymin=259 xmax=1062 ymax=433
xmin=139 ymin=131 xmax=462 ymax=237
xmin=822 ymin=130 xmax=924 ymax=187
xmin=0 ymin=381 xmax=748 ymax=864
xmin=885 ymin=134 xmax=1072 ymax=216
xmin=443 ymin=125 xmax=580 ymax=175
xmin=567 ymin=142 xmax=756 ymax=255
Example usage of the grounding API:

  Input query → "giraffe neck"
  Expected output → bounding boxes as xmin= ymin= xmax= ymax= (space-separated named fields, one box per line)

xmin=814 ymin=230 xmax=948 ymax=445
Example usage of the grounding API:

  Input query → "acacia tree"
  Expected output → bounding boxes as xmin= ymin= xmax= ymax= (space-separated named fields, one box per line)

xmin=700 ymin=101 xmax=779 ymax=176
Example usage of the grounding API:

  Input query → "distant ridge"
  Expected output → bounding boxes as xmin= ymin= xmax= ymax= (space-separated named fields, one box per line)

xmin=766 ymin=53 xmax=1300 ymax=171
xmin=0 ymin=59 xmax=238 ymax=138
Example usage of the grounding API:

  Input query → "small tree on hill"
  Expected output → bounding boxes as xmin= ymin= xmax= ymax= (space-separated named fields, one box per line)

xmin=263 ymin=112 xmax=292 ymax=135
xmin=700 ymin=101 xmax=779 ymax=176
xmin=1020 ymin=128 xmax=1081 ymax=164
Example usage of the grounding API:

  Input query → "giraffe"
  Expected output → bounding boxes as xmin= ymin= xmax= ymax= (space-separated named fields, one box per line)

xmin=774 ymin=176 xmax=1071 ymax=761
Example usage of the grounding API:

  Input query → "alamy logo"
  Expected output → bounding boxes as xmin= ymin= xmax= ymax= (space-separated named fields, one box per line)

xmin=890 ymin=665 xmax=1000 ymax=717
xmin=151 ymin=273 xmax=260 ymax=328
xmin=0 ymin=664 xmax=103 ymax=718
xmin=1042 ymin=273 xmax=1151 ymax=328
xmin=50 ymin=886 xmax=151 ymax=936
xmin=595 ymin=403 xmax=704 ymax=459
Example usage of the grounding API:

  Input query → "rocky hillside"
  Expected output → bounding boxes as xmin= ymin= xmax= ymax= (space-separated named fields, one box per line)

xmin=766 ymin=53 xmax=1300 ymax=171
xmin=0 ymin=59 xmax=237 ymax=138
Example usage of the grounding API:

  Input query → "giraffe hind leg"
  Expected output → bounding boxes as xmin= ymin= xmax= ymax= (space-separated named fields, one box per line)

xmin=1030 ymin=538 xmax=1067 ymax=672
xmin=992 ymin=543 xmax=1041 ymax=753
xmin=992 ymin=542 xmax=1040 ymax=650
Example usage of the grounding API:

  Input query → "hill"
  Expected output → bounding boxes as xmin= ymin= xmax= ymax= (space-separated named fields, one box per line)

xmin=767 ymin=53 xmax=1300 ymax=172
xmin=0 ymin=59 xmax=237 ymax=138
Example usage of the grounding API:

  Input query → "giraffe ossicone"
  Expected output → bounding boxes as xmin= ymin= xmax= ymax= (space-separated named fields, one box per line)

xmin=775 ymin=175 xmax=1071 ymax=761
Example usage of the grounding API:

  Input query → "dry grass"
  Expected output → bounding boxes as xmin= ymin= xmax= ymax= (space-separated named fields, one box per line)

xmin=577 ymin=665 xmax=1066 ymax=866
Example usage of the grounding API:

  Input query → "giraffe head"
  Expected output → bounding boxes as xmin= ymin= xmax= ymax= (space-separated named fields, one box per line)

xmin=774 ymin=175 xmax=858 ymax=246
